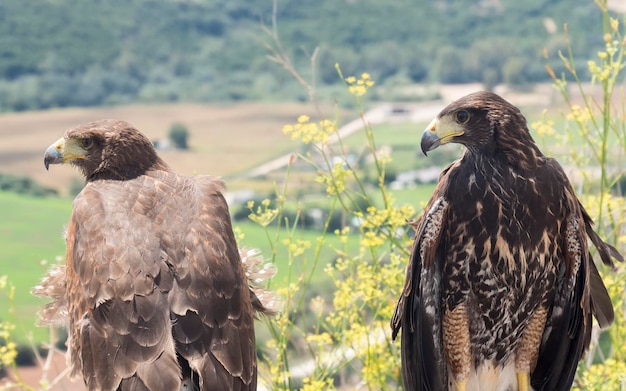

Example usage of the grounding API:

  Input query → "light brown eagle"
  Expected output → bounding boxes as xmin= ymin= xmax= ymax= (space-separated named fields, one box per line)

xmin=391 ymin=92 xmax=622 ymax=391
xmin=36 ymin=119 xmax=272 ymax=391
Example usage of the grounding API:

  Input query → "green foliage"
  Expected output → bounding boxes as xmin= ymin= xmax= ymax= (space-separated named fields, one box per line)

xmin=13 ymin=345 xmax=37 ymax=367
xmin=168 ymin=122 xmax=190 ymax=150
xmin=0 ymin=192 xmax=70 ymax=343
xmin=433 ymin=45 xmax=467 ymax=83
xmin=0 ymin=0 xmax=608 ymax=110
xmin=503 ymin=57 xmax=530 ymax=88
xmin=0 ymin=173 xmax=57 ymax=198
xmin=68 ymin=177 xmax=84 ymax=198
xmin=0 ymin=277 xmax=18 ymax=381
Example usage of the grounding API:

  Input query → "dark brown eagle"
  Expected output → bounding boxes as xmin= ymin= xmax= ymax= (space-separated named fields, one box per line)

xmin=36 ymin=119 xmax=272 ymax=391
xmin=391 ymin=91 xmax=622 ymax=391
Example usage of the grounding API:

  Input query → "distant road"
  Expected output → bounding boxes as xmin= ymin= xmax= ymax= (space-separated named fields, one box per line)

xmin=242 ymin=101 xmax=445 ymax=178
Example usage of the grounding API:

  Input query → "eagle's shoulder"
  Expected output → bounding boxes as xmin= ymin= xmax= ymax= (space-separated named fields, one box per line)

xmin=194 ymin=174 xmax=227 ymax=195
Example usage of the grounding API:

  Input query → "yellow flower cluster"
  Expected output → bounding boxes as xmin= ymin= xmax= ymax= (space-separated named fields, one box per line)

xmin=0 ymin=276 xmax=17 ymax=367
xmin=282 ymin=115 xmax=338 ymax=145
xmin=580 ymin=193 xmax=626 ymax=230
xmin=315 ymin=162 xmax=350 ymax=196
xmin=610 ymin=16 xmax=620 ymax=33
xmin=321 ymin=223 xmax=408 ymax=387
xmin=281 ymin=238 xmax=311 ymax=257
xmin=587 ymin=18 xmax=624 ymax=84
xmin=357 ymin=204 xmax=416 ymax=248
xmin=530 ymin=119 xmax=556 ymax=138
xmin=359 ymin=325 xmax=399 ymax=386
xmin=264 ymin=288 xmax=295 ymax=391
xmin=0 ymin=337 xmax=17 ymax=367
xmin=301 ymin=377 xmax=334 ymax=391
xmin=345 ymin=73 xmax=375 ymax=97
xmin=246 ymin=199 xmax=278 ymax=227
xmin=232 ymin=226 xmax=245 ymax=242
xmin=333 ymin=226 xmax=351 ymax=246
xmin=0 ymin=289 xmax=17 ymax=366
xmin=566 ymin=104 xmax=593 ymax=125
xmin=574 ymin=359 xmax=626 ymax=391
xmin=305 ymin=331 xmax=333 ymax=348
xmin=267 ymin=359 xmax=290 ymax=391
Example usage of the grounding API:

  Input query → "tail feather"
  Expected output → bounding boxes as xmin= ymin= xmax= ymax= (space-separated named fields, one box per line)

xmin=588 ymin=260 xmax=614 ymax=329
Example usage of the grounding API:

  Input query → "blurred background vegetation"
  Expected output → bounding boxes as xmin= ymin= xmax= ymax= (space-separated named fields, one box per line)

xmin=0 ymin=0 xmax=611 ymax=110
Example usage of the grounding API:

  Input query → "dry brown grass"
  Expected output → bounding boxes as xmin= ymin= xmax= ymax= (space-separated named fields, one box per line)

xmin=0 ymin=102 xmax=332 ymax=195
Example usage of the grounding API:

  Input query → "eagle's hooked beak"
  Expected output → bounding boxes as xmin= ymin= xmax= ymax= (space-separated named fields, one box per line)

xmin=420 ymin=116 xmax=465 ymax=155
xmin=44 ymin=137 xmax=86 ymax=170
xmin=421 ymin=118 xmax=441 ymax=156
xmin=44 ymin=138 xmax=65 ymax=170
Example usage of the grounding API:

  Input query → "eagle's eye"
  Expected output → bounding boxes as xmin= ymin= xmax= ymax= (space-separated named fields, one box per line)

xmin=80 ymin=138 xmax=93 ymax=149
xmin=455 ymin=110 xmax=471 ymax=124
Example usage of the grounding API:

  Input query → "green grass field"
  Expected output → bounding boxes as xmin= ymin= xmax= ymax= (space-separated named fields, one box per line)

xmin=0 ymin=192 xmax=71 ymax=341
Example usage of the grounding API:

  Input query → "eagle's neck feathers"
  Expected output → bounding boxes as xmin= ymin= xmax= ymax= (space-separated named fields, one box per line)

xmin=87 ymin=156 xmax=169 ymax=181
xmin=86 ymin=130 xmax=169 ymax=181
xmin=464 ymin=122 xmax=543 ymax=174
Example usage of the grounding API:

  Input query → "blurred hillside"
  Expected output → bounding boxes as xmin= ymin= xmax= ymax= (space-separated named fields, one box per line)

xmin=0 ymin=0 xmax=608 ymax=111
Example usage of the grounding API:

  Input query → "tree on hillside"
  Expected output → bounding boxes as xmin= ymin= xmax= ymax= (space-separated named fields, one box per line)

xmin=168 ymin=122 xmax=190 ymax=150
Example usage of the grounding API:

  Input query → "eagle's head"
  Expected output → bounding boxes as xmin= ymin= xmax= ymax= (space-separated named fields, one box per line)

xmin=44 ymin=119 xmax=165 ymax=181
xmin=421 ymin=91 xmax=541 ymax=167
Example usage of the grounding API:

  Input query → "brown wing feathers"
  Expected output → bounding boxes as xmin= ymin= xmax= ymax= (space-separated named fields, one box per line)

xmin=37 ymin=120 xmax=272 ymax=391
xmin=391 ymin=182 xmax=450 ymax=391
xmin=69 ymin=182 xmax=182 ymax=390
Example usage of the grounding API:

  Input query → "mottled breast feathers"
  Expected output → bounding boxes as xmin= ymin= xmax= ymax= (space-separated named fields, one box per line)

xmin=392 ymin=91 xmax=622 ymax=391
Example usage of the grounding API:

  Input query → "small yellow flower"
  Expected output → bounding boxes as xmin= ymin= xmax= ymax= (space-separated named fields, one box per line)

xmin=301 ymin=377 xmax=334 ymax=391
xmin=348 ymin=84 xmax=368 ymax=96
xmin=566 ymin=104 xmax=593 ymax=124
xmin=305 ymin=332 xmax=333 ymax=347
xmin=232 ymin=226 xmax=245 ymax=241
xmin=282 ymin=124 xmax=293 ymax=134
xmin=282 ymin=115 xmax=338 ymax=145
xmin=248 ymin=198 xmax=278 ymax=227
xmin=344 ymin=73 xmax=376 ymax=97
xmin=0 ymin=320 xmax=17 ymax=367
xmin=282 ymin=238 xmax=311 ymax=257
xmin=361 ymin=230 xmax=385 ymax=248
xmin=530 ymin=119 xmax=555 ymax=138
